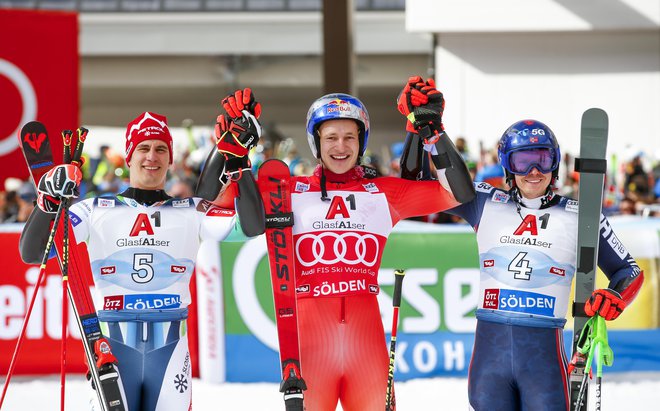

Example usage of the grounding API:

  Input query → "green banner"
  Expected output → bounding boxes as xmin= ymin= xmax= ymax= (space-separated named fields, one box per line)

xmin=221 ymin=225 xmax=481 ymax=340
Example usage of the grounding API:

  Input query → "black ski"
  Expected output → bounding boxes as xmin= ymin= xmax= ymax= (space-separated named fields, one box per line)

xmin=569 ymin=108 xmax=609 ymax=411
xmin=19 ymin=121 xmax=55 ymax=185
xmin=257 ymin=159 xmax=306 ymax=411
xmin=18 ymin=122 xmax=127 ymax=411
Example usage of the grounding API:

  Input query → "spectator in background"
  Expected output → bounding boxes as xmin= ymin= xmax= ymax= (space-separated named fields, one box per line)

xmin=0 ymin=189 xmax=18 ymax=223
xmin=475 ymin=150 xmax=506 ymax=189
xmin=15 ymin=182 xmax=37 ymax=223
xmin=250 ymin=138 xmax=274 ymax=176
xmin=455 ymin=136 xmax=477 ymax=166
xmin=618 ymin=196 xmax=637 ymax=215
xmin=624 ymin=155 xmax=652 ymax=203
xmin=90 ymin=145 xmax=110 ymax=182
xmin=389 ymin=141 xmax=405 ymax=175
xmin=1 ymin=178 xmax=23 ymax=223
xmin=167 ymin=178 xmax=195 ymax=198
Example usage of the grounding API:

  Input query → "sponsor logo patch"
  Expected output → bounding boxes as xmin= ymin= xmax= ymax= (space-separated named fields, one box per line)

xmin=69 ymin=211 xmax=82 ymax=227
xmin=296 ymin=284 xmax=310 ymax=294
xmin=483 ymin=289 xmax=500 ymax=309
xmin=484 ymin=288 xmax=556 ymax=317
xmin=103 ymin=295 xmax=124 ymax=310
xmin=363 ymin=182 xmax=379 ymax=193
xmin=196 ymin=200 xmax=212 ymax=213
xmin=98 ymin=198 xmax=115 ymax=208
xmin=369 ymin=284 xmax=379 ymax=294
xmin=100 ymin=266 xmax=116 ymax=275
xmin=549 ymin=266 xmax=566 ymax=276
xmin=124 ymin=294 xmax=182 ymax=310
xmin=172 ymin=199 xmax=190 ymax=208
xmin=295 ymin=181 xmax=310 ymax=193
xmin=207 ymin=207 xmax=235 ymax=217
xmin=483 ymin=259 xmax=495 ymax=268
xmin=171 ymin=265 xmax=186 ymax=274
xmin=492 ymin=191 xmax=510 ymax=203
xmin=566 ymin=199 xmax=579 ymax=213
xmin=475 ymin=182 xmax=492 ymax=193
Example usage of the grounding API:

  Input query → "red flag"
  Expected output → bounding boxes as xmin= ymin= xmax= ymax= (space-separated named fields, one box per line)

xmin=0 ymin=9 xmax=78 ymax=188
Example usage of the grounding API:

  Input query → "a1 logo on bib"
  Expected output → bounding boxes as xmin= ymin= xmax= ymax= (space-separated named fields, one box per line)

xmin=513 ymin=213 xmax=550 ymax=236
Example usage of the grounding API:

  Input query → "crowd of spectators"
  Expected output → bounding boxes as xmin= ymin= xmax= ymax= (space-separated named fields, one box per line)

xmin=2 ymin=128 xmax=660 ymax=225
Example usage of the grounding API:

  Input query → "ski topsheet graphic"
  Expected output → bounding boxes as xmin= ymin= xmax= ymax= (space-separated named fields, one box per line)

xmin=18 ymin=122 xmax=127 ymax=411
xmin=569 ymin=108 xmax=609 ymax=411
xmin=257 ymin=159 xmax=306 ymax=411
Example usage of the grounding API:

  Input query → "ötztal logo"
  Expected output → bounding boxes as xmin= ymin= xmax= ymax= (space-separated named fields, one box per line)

xmin=295 ymin=232 xmax=379 ymax=267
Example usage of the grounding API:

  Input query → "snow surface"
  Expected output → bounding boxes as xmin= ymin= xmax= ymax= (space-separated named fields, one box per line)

xmin=2 ymin=373 xmax=660 ymax=410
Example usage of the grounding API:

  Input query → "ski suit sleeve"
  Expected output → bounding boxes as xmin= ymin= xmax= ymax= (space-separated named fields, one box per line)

xmin=443 ymin=182 xmax=493 ymax=228
xmin=19 ymin=207 xmax=55 ymax=264
xmin=382 ymin=177 xmax=468 ymax=223
xmin=426 ymin=131 xmax=476 ymax=204
xmin=198 ymin=199 xmax=239 ymax=241
xmin=399 ymin=129 xmax=475 ymax=203
xmin=195 ymin=147 xmax=228 ymax=202
xmin=19 ymin=198 xmax=92 ymax=264
xmin=596 ymin=214 xmax=644 ymax=306
xmin=233 ymin=169 xmax=266 ymax=237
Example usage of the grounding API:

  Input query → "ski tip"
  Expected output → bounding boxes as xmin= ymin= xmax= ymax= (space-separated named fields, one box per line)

xmin=582 ymin=108 xmax=608 ymax=122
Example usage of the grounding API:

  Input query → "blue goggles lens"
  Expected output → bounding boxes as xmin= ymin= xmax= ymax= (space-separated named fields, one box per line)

xmin=508 ymin=148 xmax=557 ymax=175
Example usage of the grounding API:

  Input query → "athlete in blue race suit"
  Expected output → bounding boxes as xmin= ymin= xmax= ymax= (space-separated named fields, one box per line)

xmin=397 ymin=78 xmax=644 ymax=411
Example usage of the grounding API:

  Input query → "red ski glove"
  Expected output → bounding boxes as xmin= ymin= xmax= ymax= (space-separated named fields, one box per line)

xmin=221 ymin=88 xmax=262 ymax=119
xmin=584 ymin=288 xmax=626 ymax=321
xmin=215 ymin=112 xmax=262 ymax=158
xmin=397 ymin=76 xmax=445 ymax=144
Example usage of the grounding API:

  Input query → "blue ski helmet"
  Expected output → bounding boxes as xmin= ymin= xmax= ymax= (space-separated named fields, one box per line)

xmin=305 ymin=93 xmax=370 ymax=159
xmin=498 ymin=119 xmax=561 ymax=180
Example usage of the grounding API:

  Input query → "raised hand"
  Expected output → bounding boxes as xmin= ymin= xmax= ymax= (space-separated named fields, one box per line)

xmin=215 ymin=111 xmax=262 ymax=159
xmin=397 ymin=76 xmax=445 ymax=144
xmin=221 ymin=88 xmax=262 ymax=119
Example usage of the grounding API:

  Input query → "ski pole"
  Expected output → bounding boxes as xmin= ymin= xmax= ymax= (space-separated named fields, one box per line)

xmin=386 ymin=269 xmax=406 ymax=411
xmin=0 ymin=184 xmax=71 ymax=409
xmin=59 ymin=129 xmax=75 ymax=411
xmin=574 ymin=315 xmax=613 ymax=410
xmin=58 ymin=126 xmax=88 ymax=409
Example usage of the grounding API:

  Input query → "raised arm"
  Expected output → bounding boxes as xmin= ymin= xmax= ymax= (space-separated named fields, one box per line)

xmin=396 ymin=76 xmax=475 ymax=204
xmin=196 ymin=88 xmax=265 ymax=237
xmin=19 ymin=164 xmax=82 ymax=263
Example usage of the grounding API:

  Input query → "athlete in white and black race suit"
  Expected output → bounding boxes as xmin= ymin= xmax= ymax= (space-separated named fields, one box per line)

xmin=398 ymin=92 xmax=645 ymax=410
xmin=19 ymin=93 xmax=265 ymax=410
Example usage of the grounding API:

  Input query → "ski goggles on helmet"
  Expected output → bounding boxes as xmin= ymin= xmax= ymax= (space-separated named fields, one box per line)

xmin=508 ymin=148 xmax=558 ymax=175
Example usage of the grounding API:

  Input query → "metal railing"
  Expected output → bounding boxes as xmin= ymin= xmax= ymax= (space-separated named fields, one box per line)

xmin=0 ymin=0 xmax=405 ymax=12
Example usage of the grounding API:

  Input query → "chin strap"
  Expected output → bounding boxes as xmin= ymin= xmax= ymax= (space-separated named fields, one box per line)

xmin=319 ymin=166 xmax=330 ymax=202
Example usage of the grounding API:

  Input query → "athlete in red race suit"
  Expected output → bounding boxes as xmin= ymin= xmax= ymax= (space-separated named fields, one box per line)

xmin=281 ymin=81 xmax=475 ymax=410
